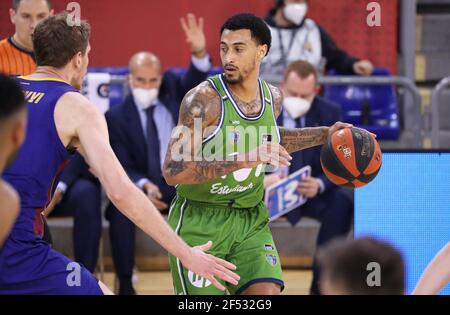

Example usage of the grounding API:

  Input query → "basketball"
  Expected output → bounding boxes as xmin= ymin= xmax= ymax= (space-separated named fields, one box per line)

xmin=320 ymin=127 xmax=382 ymax=189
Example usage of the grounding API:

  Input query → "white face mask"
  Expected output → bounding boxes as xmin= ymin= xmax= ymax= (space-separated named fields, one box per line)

xmin=131 ymin=88 xmax=158 ymax=110
xmin=283 ymin=3 xmax=308 ymax=26
xmin=283 ymin=96 xmax=312 ymax=119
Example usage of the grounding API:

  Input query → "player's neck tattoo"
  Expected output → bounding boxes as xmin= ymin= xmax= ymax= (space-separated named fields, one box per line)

xmin=229 ymin=90 xmax=262 ymax=117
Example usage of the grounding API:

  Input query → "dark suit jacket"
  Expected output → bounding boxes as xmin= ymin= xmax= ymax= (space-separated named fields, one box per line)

xmin=278 ymin=95 xmax=342 ymax=193
xmin=104 ymin=63 xmax=208 ymax=204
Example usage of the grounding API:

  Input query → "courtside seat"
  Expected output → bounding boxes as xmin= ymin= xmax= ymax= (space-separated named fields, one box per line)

xmin=323 ymin=68 xmax=401 ymax=140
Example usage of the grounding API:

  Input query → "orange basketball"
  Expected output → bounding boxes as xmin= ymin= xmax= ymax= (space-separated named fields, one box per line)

xmin=320 ymin=127 xmax=382 ymax=189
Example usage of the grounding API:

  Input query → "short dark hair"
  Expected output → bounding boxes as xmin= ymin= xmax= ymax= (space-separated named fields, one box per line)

xmin=33 ymin=12 xmax=90 ymax=69
xmin=12 ymin=0 xmax=53 ymax=11
xmin=317 ymin=237 xmax=405 ymax=295
xmin=284 ymin=60 xmax=318 ymax=81
xmin=275 ymin=0 xmax=285 ymax=8
xmin=220 ymin=13 xmax=272 ymax=56
xmin=0 ymin=74 xmax=26 ymax=123
xmin=275 ymin=0 xmax=309 ymax=9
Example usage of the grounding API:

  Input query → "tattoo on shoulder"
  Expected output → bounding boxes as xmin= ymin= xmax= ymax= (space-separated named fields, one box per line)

xmin=268 ymin=84 xmax=283 ymax=118
xmin=179 ymin=81 xmax=221 ymax=128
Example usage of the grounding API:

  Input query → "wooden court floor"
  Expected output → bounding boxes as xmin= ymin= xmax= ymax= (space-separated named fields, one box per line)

xmin=101 ymin=270 xmax=312 ymax=295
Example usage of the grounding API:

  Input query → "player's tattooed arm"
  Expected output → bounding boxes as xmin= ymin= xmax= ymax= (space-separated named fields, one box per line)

xmin=280 ymin=127 xmax=330 ymax=153
xmin=163 ymin=82 xmax=256 ymax=185
xmin=269 ymin=84 xmax=350 ymax=154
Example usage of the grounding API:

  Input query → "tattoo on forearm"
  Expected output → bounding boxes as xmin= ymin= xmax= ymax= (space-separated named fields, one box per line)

xmin=166 ymin=158 xmax=244 ymax=184
xmin=279 ymin=127 xmax=329 ymax=153
xmin=267 ymin=84 xmax=329 ymax=153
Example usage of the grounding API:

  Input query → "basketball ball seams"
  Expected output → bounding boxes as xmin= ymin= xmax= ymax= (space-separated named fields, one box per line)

xmin=363 ymin=138 xmax=382 ymax=176
xmin=321 ymin=162 xmax=349 ymax=185
xmin=351 ymin=179 xmax=366 ymax=188
xmin=331 ymin=129 xmax=360 ymax=178
xmin=320 ymin=136 xmax=356 ymax=182
xmin=357 ymin=167 xmax=380 ymax=183
xmin=352 ymin=127 xmax=373 ymax=174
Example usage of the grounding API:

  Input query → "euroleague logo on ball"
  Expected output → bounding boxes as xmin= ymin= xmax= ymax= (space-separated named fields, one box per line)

xmin=336 ymin=130 xmax=352 ymax=160
xmin=337 ymin=144 xmax=352 ymax=159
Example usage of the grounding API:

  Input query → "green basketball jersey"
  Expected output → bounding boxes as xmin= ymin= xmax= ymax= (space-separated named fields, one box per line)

xmin=176 ymin=74 xmax=280 ymax=208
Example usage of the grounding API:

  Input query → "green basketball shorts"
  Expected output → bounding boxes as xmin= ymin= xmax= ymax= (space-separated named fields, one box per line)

xmin=167 ymin=195 xmax=284 ymax=295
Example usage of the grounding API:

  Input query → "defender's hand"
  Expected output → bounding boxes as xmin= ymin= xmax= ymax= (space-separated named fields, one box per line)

xmin=181 ymin=241 xmax=240 ymax=291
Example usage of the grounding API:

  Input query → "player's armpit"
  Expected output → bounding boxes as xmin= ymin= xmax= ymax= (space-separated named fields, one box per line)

xmin=54 ymin=92 xmax=108 ymax=149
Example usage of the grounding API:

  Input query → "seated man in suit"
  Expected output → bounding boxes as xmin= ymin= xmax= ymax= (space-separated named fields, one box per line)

xmin=268 ymin=60 xmax=353 ymax=295
xmin=104 ymin=14 xmax=211 ymax=295
xmin=44 ymin=153 xmax=102 ymax=274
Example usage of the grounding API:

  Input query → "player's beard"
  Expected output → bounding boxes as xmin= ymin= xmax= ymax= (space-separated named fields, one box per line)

xmin=225 ymin=72 xmax=243 ymax=85
xmin=225 ymin=59 xmax=257 ymax=85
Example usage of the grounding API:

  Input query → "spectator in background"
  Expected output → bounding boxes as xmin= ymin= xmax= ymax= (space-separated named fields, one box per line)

xmin=104 ymin=14 xmax=211 ymax=295
xmin=317 ymin=237 xmax=405 ymax=295
xmin=43 ymin=153 xmax=102 ymax=274
xmin=261 ymin=0 xmax=374 ymax=80
xmin=267 ymin=60 xmax=353 ymax=295
xmin=0 ymin=0 xmax=53 ymax=75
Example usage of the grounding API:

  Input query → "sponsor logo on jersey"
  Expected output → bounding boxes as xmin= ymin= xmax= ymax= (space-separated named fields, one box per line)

xmin=266 ymin=254 xmax=278 ymax=266
xmin=229 ymin=127 xmax=240 ymax=144
xmin=264 ymin=243 xmax=275 ymax=251
xmin=210 ymin=182 xmax=254 ymax=195
xmin=262 ymin=134 xmax=272 ymax=144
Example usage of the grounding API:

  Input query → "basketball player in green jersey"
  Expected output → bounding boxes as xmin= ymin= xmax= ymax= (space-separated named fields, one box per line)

xmin=163 ymin=13 xmax=352 ymax=295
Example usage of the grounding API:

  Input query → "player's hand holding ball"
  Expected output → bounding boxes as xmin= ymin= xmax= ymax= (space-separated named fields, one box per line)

xmin=321 ymin=125 xmax=382 ymax=189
